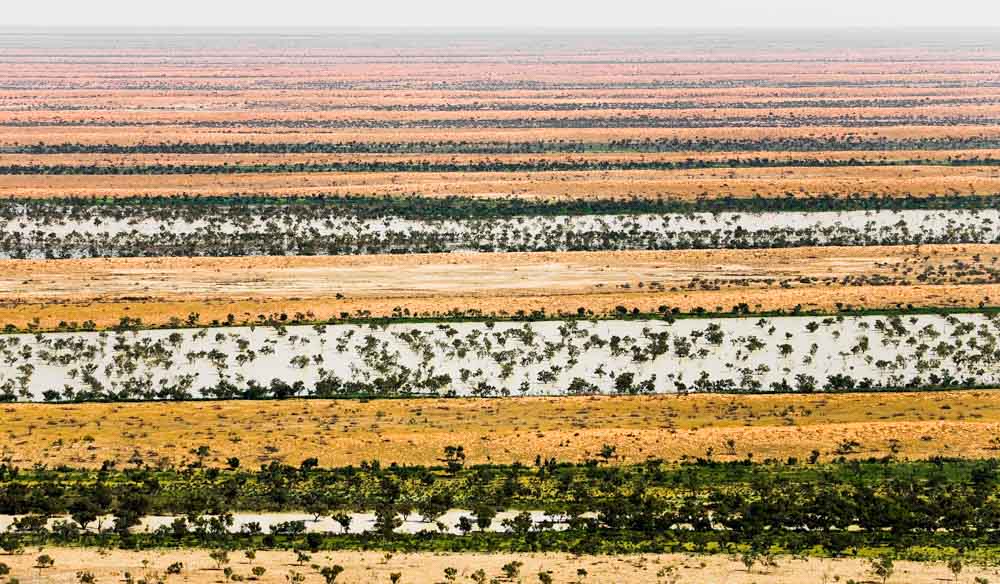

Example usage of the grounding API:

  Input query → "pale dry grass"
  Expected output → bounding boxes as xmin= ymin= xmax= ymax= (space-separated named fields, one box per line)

xmin=3 ymin=164 xmax=999 ymax=199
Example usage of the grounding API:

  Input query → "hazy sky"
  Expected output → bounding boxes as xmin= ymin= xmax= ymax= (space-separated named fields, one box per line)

xmin=3 ymin=0 xmax=999 ymax=28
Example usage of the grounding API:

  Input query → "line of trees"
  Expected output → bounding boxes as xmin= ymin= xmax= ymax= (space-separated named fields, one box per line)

xmin=1 ymin=156 xmax=998 ymax=176
xmin=7 ymin=136 xmax=1000 ymax=154
xmin=2 ymin=457 xmax=1000 ymax=558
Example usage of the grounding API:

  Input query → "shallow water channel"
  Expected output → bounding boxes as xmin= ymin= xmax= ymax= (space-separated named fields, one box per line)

xmin=0 ymin=510 xmax=577 ymax=535
xmin=3 ymin=208 xmax=998 ymax=257
xmin=2 ymin=313 xmax=997 ymax=401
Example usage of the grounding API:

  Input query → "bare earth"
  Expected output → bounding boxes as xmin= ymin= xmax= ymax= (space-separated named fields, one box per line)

xmin=4 ymin=392 xmax=1000 ymax=468
xmin=0 ymin=548 xmax=996 ymax=584
xmin=3 ymin=165 xmax=998 ymax=199
xmin=1 ymin=244 xmax=997 ymax=330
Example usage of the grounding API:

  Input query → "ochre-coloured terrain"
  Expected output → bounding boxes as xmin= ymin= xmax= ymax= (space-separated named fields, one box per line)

xmin=4 ymin=391 xmax=999 ymax=469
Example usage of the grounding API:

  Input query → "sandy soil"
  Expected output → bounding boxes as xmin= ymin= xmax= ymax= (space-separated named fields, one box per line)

xmin=4 ymin=391 xmax=1000 ymax=468
xmin=3 ymin=164 xmax=998 ymax=199
xmin=4 ymin=124 xmax=999 ymax=149
xmin=0 ymin=245 xmax=995 ymax=330
xmin=0 ymin=548 xmax=995 ymax=584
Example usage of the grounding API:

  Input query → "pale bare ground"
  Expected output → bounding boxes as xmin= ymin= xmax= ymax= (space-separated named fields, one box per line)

xmin=4 ymin=392 xmax=1000 ymax=469
xmin=0 ymin=245 xmax=996 ymax=329
xmin=2 ymin=165 xmax=998 ymax=199
xmin=0 ymin=548 xmax=996 ymax=584
xmin=6 ymin=245 xmax=994 ymax=301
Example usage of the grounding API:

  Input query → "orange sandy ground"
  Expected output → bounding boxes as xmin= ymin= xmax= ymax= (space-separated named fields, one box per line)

xmin=4 ymin=148 xmax=998 ymax=167
xmin=0 ymin=549 xmax=995 ymax=584
xmin=1 ymin=245 xmax=997 ymax=330
xmin=4 ymin=125 xmax=1000 ymax=148
xmin=4 ymin=391 xmax=1000 ymax=469
xmin=2 ymin=164 xmax=998 ymax=199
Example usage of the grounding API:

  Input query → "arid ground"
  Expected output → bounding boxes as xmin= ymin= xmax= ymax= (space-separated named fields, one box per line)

xmin=4 ymin=27 xmax=1000 ymax=579
xmin=0 ymin=549 xmax=996 ymax=584
xmin=4 ymin=391 xmax=998 ymax=468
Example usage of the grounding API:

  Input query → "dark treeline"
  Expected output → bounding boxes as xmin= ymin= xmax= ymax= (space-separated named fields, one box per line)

xmin=3 ymin=458 xmax=1000 ymax=556
xmin=16 ymin=97 xmax=1000 ymax=113
xmin=5 ymin=193 xmax=1000 ymax=221
xmin=1 ymin=156 xmax=999 ymax=175
xmin=8 ymin=136 xmax=1000 ymax=154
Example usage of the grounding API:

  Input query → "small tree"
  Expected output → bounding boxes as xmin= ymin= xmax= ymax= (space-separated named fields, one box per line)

xmin=474 ymin=505 xmax=496 ymax=531
xmin=319 ymin=565 xmax=344 ymax=584
xmin=209 ymin=549 xmax=229 ymax=570
xmin=294 ymin=550 xmax=311 ymax=566
xmin=868 ymin=554 xmax=895 ymax=584
xmin=599 ymin=444 xmax=616 ymax=462
xmin=332 ymin=512 xmax=352 ymax=534
xmin=502 ymin=562 xmax=523 ymax=580
xmin=35 ymin=555 xmax=55 ymax=569
xmin=439 ymin=446 xmax=466 ymax=474
xmin=947 ymin=556 xmax=963 ymax=582
xmin=69 ymin=499 xmax=101 ymax=532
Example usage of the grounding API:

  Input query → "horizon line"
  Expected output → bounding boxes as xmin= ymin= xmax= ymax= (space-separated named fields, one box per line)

xmin=2 ymin=24 xmax=999 ymax=31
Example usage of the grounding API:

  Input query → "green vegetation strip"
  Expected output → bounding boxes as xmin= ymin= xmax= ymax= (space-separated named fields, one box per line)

xmin=4 ymin=457 xmax=1000 ymax=558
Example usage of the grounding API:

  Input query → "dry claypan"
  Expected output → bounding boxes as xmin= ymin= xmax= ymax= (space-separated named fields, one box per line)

xmin=1 ymin=244 xmax=999 ymax=329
